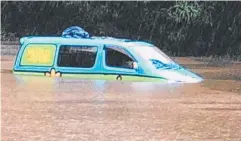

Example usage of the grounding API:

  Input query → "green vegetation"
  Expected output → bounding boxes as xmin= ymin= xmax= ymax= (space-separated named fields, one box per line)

xmin=1 ymin=1 xmax=241 ymax=58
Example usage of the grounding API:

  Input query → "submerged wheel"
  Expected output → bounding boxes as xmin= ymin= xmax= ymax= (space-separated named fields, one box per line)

xmin=116 ymin=75 xmax=122 ymax=80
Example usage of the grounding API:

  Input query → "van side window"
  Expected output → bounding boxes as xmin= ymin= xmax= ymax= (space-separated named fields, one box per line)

xmin=105 ymin=47 xmax=135 ymax=69
xmin=57 ymin=45 xmax=97 ymax=68
xmin=20 ymin=44 xmax=56 ymax=66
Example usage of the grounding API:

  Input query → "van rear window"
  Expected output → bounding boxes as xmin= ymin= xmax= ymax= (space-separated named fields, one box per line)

xmin=57 ymin=45 xmax=97 ymax=68
xmin=20 ymin=44 xmax=56 ymax=66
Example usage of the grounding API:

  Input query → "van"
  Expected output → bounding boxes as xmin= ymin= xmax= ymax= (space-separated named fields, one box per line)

xmin=13 ymin=26 xmax=203 ymax=83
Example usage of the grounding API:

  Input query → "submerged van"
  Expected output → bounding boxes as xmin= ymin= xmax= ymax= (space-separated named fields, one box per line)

xmin=13 ymin=26 xmax=203 ymax=83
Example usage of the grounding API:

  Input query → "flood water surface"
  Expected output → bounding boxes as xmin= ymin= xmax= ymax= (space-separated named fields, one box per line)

xmin=1 ymin=56 xmax=241 ymax=141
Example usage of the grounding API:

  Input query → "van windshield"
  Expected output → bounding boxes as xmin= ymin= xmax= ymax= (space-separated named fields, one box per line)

xmin=131 ymin=46 xmax=180 ymax=69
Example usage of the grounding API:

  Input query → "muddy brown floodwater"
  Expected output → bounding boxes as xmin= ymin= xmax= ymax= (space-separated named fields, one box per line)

xmin=1 ymin=56 xmax=241 ymax=141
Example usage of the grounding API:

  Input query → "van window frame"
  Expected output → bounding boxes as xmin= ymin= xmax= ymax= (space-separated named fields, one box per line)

xmin=103 ymin=45 xmax=138 ymax=71
xmin=55 ymin=44 xmax=99 ymax=70
xmin=19 ymin=43 xmax=57 ymax=67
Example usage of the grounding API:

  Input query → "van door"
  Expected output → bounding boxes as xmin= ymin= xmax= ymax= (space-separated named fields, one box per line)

xmin=101 ymin=45 xmax=141 ymax=80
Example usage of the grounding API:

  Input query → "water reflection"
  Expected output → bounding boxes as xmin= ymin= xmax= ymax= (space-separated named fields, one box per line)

xmin=12 ymin=75 xmax=192 ymax=99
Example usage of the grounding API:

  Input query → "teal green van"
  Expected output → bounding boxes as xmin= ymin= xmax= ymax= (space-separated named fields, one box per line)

xmin=13 ymin=26 xmax=203 ymax=83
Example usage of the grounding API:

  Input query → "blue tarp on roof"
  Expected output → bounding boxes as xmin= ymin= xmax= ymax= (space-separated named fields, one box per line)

xmin=62 ymin=26 xmax=90 ymax=38
xmin=61 ymin=26 xmax=153 ymax=46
